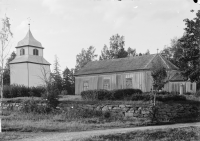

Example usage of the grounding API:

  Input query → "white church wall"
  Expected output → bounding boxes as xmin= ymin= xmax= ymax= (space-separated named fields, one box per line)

xmin=28 ymin=63 xmax=51 ymax=87
xmin=10 ymin=63 xmax=29 ymax=86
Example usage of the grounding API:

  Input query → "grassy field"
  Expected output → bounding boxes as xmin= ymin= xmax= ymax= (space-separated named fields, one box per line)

xmin=79 ymin=126 xmax=200 ymax=141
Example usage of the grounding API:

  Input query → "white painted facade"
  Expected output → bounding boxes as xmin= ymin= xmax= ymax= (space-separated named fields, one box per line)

xmin=10 ymin=29 xmax=51 ymax=87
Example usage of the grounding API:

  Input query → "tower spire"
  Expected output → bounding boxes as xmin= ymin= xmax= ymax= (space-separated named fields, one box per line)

xmin=27 ymin=17 xmax=31 ymax=30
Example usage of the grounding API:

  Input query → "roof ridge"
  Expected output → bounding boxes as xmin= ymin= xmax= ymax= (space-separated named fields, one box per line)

xmin=143 ymin=54 xmax=157 ymax=69
xmin=159 ymin=54 xmax=170 ymax=69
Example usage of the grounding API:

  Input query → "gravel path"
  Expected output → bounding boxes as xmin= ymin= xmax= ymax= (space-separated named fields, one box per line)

xmin=15 ymin=122 xmax=200 ymax=141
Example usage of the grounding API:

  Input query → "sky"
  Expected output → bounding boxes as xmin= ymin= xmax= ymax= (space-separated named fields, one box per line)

xmin=0 ymin=0 xmax=199 ymax=72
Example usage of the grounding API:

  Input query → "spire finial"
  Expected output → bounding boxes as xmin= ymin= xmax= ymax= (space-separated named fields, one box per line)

xmin=27 ymin=17 xmax=31 ymax=30
xmin=157 ymin=48 xmax=159 ymax=54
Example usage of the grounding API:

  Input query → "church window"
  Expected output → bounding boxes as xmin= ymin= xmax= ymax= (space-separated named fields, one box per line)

xmin=126 ymin=78 xmax=132 ymax=88
xmin=33 ymin=49 xmax=39 ymax=55
xmin=103 ymin=79 xmax=110 ymax=90
xmin=20 ymin=49 xmax=25 ymax=55
xmin=83 ymin=81 xmax=89 ymax=91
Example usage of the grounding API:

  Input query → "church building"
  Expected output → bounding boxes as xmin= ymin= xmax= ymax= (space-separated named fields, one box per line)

xmin=9 ymin=27 xmax=51 ymax=87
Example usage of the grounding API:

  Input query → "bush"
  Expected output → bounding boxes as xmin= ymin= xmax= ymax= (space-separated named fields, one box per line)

xmin=81 ymin=89 xmax=142 ymax=101
xmin=111 ymin=89 xmax=142 ymax=100
xmin=42 ymin=89 xmax=59 ymax=109
xmin=21 ymin=98 xmax=51 ymax=114
xmin=156 ymin=94 xmax=187 ymax=102
xmin=3 ymin=85 xmax=46 ymax=98
xmin=130 ymin=94 xmax=152 ymax=101
xmin=61 ymin=90 xmax=68 ymax=95
xmin=81 ymin=89 xmax=111 ymax=101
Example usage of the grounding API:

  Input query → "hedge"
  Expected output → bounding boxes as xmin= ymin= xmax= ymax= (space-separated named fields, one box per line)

xmin=3 ymin=85 xmax=46 ymax=98
xmin=81 ymin=89 xmax=187 ymax=102
xmin=81 ymin=89 xmax=111 ymax=101
xmin=81 ymin=89 xmax=142 ymax=101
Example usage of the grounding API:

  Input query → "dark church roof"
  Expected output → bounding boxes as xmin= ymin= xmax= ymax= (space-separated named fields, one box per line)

xmin=75 ymin=54 xmax=179 ymax=76
xmin=10 ymin=55 xmax=51 ymax=65
xmin=16 ymin=29 xmax=44 ymax=48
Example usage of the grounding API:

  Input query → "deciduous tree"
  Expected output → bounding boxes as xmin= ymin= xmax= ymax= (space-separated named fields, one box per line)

xmin=3 ymin=51 xmax=16 ymax=85
xmin=75 ymin=46 xmax=97 ymax=71
xmin=177 ymin=10 xmax=200 ymax=83
xmin=99 ymin=34 xmax=128 ymax=60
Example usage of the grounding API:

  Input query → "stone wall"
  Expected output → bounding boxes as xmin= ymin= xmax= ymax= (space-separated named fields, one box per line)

xmin=80 ymin=101 xmax=153 ymax=119
xmin=2 ymin=100 xmax=200 ymax=123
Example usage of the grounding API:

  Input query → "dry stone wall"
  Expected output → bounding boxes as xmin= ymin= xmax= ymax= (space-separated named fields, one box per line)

xmin=80 ymin=101 xmax=153 ymax=119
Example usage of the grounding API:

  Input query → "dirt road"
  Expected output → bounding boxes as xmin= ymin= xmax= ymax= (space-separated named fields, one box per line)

xmin=15 ymin=122 xmax=200 ymax=141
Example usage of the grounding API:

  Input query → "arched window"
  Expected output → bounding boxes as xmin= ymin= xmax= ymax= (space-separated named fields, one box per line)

xmin=33 ymin=49 xmax=39 ymax=55
xmin=20 ymin=49 xmax=25 ymax=55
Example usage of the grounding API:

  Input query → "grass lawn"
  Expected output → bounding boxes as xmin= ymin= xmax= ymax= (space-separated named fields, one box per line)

xmin=79 ymin=126 xmax=200 ymax=141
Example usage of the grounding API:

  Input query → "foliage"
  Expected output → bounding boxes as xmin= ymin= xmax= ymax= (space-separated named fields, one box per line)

xmin=0 ymin=16 xmax=13 ymax=100
xmin=110 ymin=89 xmax=142 ymax=100
xmin=3 ymin=85 xmax=46 ymax=98
xmin=99 ymin=34 xmax=130 ymax=60
xmin=81 ymin=89 xmax=142 ymax=101
xmin=81 ymin=89 xmax=111 ymax=101
xmin=20 ymin=98 xmax=50 ymax=114
xmin=130 ymin=94 xmax=152 ymax=101
xmin=3 ymin=51 xmax=16 ymax=85
xmin=161 ymin=37 xmax=183 ymax=68
xmin=62 ymin=67 xmax=75 ymax=95
xmin=127 ymin=47 xmax=136 ymax=57
xmin=151 ymin=58 xmax=167 ymax=91
xmin=177 ymin=10 xmax=200 ymax=84
xmin=75 ymin=46 xmax=97 ymax=71
xmin=52 ymin=55 xmax=63 ymax=93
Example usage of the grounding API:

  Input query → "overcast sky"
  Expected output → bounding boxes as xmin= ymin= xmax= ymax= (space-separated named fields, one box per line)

xmin=0 ymin=0 xmax=199 ymax=72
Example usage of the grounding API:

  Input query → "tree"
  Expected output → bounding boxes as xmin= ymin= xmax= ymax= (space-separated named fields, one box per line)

xmin=144 ymin=49 xmax=150 ymax=55
xmin=62 ymin=67 xmax=75 ymax=95
xmin=52 ymin=55 xmax=62 ymax=93
xmin=127 ymin=47 xmax=136 ymax=57
xmin=151 ymin=59 xmax=167 ymax=106
xmin=3 ymin=51 xmax=16 ymax=85
xmin=177 ymin=10 xmax=200 ymax=84
xmin=161 ymin=37 xmax=183 ymax=68
xmin=0 ymin=15 xmax=13 ymax=132
xmin=99 ymin=45 xmax=111 ymax=60
xmin=75 ymin=46 xmax=97 ymax=71
xmin=99 ymin=34 xmax=128 ymax=60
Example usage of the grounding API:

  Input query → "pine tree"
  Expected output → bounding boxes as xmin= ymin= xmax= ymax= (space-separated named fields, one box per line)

xmin=52 ymin=55 xmax=62 ymax=93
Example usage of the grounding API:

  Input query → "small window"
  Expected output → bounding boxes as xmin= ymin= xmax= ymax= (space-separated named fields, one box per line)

xmin=103 ymin=79 xmax=110 ymax=90
xmin=190 ymin=83 xmax=193 ymax=90
xmin=83 ymin=81 xmax=89 ymax=91
xmin=20 ymin=49 xmax=25 ymax=55
xmin=126 ymin=78 xmax=132 ymax=88
xmin=33 ymin=49 xmax=39 ymax=55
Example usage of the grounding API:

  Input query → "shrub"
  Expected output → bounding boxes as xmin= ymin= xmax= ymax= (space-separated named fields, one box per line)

xmin=61 ymin=90 xmax=68 ymax=95
xmin=195 ymin=90 xmax=200 ymax=97
xmin=156 ymin=94 xmax=187 ymax=102
xmin=130 ymin=94 xmax=152 ymax=101
xmin=21 ymin=98 xmax=50 ymax=114
xmin=3 ymin=85 xmax=46 ymax=98
xmin=110 ymin=89 xmax=142 ymax=100
xmin=81 ymin=89 xmax=111 ymax=101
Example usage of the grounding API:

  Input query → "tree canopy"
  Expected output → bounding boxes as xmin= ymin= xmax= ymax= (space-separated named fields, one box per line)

xmin=99 ymin=34 xmax=130 ymax=60
xmin=75 ymin=46 xmax=97 ymax=71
